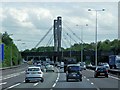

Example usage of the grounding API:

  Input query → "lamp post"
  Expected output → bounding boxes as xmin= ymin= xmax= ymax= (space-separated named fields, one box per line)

xmin=76 ymin=24 xmax=88 ymax=63
xmin=88 ymin=8 xmax=105 ymax=66
xmin=15 ymin=39 xmax=22 ymax=65
xmin=9 ymin=34 xmax=13 ymax=67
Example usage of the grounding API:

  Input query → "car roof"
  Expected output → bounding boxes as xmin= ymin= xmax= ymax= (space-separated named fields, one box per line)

xmin=96 ymin=66 xmax=106 ymax=69
xmin=28 ymin=66 xmax=41 ymax=68
xmin=67 ymin=64 xmax=80 ymax=67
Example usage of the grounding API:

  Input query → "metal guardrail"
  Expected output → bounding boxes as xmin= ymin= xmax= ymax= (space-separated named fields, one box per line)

xmin=86 ymin=66 xmax=120 ymax=75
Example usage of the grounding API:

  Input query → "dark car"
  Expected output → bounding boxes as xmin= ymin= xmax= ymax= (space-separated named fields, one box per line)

xmin=66 ymin=64 xmax=82 ymax=82
xmin=94 ymin=66 xmax=108 ymax=78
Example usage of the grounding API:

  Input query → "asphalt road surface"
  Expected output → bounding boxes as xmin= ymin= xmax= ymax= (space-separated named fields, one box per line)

xmin=1 ymin=64 xmax=120 ymax=90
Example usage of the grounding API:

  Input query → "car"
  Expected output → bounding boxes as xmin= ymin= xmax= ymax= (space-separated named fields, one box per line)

xmin=60 ymin=62 xmax=64 ymax=69
xmin=35 ymin=63 xmax=45 ymax=72
xmin=80 ymin=62 xmax=86 ymax=70
xmin=25 ymin=66 xmax=44 ymax=83
xmin=94 ymin=66 xmax=108 ymax=78
xmin=98 ymin=63 xmax=110 ymax=70
xmin=45 ymin=65 xmax=54 ymax=72
xmin=66 ymin=64 xmax=82 ymax=82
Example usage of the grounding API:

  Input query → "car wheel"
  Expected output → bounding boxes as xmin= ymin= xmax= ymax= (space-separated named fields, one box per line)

xmin=53 ymin=70 xmax=54 ymax=72
xmin=41 ymin=78 xmax=44 ymax=82
xmin=106 ymin=75 xmax=108 ymax=78
xmin=25 ymin=80 xmax=29 ymax=83
xmin=66 ymin=77 xmax=68 ymax=82
xmin=94 ymin=75 xmax=97 ymax=78
xmin=80 ymin=78 xmax=82 ymax=81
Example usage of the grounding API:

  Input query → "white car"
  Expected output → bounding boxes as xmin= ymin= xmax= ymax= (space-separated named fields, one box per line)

xmin=25 ymin=66 xmax=44 ymax=83
xmin=45 ymin=65 xmax=54 ymax=72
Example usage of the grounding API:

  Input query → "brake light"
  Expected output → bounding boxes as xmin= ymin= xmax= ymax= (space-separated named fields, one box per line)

xmin=26 ymin=72 xmax=29 ymax=74
xmin=106 ymin=70 xmax=108 ymax=72
xmin=38 ymin=72 xmax=42 ymax=74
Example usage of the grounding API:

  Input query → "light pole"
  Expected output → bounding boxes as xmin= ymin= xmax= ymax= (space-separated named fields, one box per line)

xmin=88 ymin=8 xmax=105 ymax=66
xmin=76 ymin=24 xmax=88 ymax=63
xmin=9 ymin=34 xmax=13 ymax=67
xmin=15 ymin=39 xmax=22 ymax=65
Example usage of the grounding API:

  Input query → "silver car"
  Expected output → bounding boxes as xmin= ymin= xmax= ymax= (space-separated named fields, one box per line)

xmin=25 ymin=66 xmax=44 ymax=83
xmin=45 ymin=65 xmax=54 ymax=72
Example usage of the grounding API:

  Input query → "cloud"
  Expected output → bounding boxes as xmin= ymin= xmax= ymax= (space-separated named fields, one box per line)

xmin=0 ymin=2 xmax=118 ymax=50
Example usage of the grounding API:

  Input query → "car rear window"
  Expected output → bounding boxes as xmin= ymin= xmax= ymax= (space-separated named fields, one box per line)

xmin=68 ymin=66 xmax=80 ymax=71
xmin=28 ymin=68 xmax=40 ymax=71
xmin=97 ymin=68 xmax=106 ymax=71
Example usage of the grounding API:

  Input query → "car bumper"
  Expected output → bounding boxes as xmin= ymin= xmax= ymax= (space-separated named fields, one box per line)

xmin=25 ymin=77 xmax=43 ymax=81
xmin=67 ymin=75 xmax=82 ymax=79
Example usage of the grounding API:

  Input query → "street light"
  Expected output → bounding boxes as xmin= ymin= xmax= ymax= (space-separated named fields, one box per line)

xmin=76 ymin=24 xmax=88 ymax=63
xmin=88 ymin=8 xmax=105 ymax=66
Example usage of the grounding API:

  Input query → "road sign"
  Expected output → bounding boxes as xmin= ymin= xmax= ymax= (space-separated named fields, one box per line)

xmin=0 ymin=44 xmax=4 ymax=62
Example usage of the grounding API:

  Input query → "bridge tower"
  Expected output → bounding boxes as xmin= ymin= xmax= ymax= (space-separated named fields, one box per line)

xmin=53 ymin=16 xmax=62 ymax=62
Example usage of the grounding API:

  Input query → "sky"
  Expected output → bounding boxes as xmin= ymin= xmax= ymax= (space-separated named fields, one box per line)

xmin=0 ymin=1 xmax=119 ymax=51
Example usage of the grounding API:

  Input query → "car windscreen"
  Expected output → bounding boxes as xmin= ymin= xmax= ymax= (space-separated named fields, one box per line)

xmin=97 ymin=68 xmax=106 ymax=71
xmin=28 ymin=68 xmax=40 ymax=71
xmin=68 ymin=66 xmax=80 ymax=72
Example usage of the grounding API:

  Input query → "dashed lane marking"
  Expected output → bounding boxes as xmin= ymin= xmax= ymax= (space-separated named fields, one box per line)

xmin=0 ymin=82 xmax=7 ymax=85
xmin=33 ymin=83 xmax=39 ymax=86
xmin=0 ymin=71 xmax=25 ymax=81
xmin=52 ymin=68 xmax=60 ymax=88
xmin=7 ymin=83 xmax=21 ymax=89
xmin=91 ymin=83 xmax=94 ymax=85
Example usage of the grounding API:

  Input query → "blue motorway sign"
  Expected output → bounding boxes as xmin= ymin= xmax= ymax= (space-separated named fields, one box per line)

xmin=0 ymin=44 xmax=4 ymax=62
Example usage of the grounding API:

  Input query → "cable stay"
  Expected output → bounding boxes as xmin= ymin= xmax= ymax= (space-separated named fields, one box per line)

xmin=46 ymin=35 xmax=54 ymax=47
xmin=63 ymin=22 xmax=84 ymax=43
xmin=34 ymin=26 xmax=53 ymax=48
xmin=63 ymin=28 xmax=78 ymax=44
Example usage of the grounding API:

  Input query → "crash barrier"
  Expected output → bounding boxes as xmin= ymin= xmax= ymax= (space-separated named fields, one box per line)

xmin=86 ymin=66 xmax=120 ymax=76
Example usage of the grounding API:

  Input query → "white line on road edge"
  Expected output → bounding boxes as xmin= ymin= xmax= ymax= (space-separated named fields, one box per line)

xmin=0 ymin=82 xmax=7 ymax=85
xmin=109 ymin=75 xmax=120 ymax=80
xmin=7 ymin=83 xmax=21 ymax=89
xmin=33 ymin=83 xmax=38 ymax=86
xmin=52 ymin=68 xmax=60 ymax=88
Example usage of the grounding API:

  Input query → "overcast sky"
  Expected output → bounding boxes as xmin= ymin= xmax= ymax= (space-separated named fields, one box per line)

xmin=0 ymin=1 xmax=119 ymax=50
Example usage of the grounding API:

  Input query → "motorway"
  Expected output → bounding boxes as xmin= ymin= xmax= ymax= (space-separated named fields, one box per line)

xmin=0 ymin=64 xmax=120 ymax=90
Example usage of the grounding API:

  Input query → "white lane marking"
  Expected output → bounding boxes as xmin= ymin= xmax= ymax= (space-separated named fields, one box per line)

xmin=0 ymin=82 xmax=7 ymax=85
xmin=91 ymin=83 xmax=94 ymax=85
xmin=109 ymin=75 xmax=120 ymax=80
xmin=0 ymin=71 xmax=25 ymax=81
xmin=52 ymin=68 xmax=60 ymax=88
xmin=87 ymin=79 xmax=90 ymax=81
xmin=33 ymin=83 xmax=38 ymax=86
xmin=7 ymin=83 xmax=21 ymax=89
xmin=86 ymin=69 xmax=94 ymax=72
xmin=52 ymin=83 xmax=56 ymax=88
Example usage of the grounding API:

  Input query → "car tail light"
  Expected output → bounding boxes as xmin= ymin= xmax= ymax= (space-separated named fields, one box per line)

xmin=38 ymin=72 xmax=42 ymax=74
xmin=26 ymin=72 xmax=29 ymax=74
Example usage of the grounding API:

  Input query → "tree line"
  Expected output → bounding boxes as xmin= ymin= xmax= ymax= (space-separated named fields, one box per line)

xmin=2 ymin=32 xmax=22 ymax=67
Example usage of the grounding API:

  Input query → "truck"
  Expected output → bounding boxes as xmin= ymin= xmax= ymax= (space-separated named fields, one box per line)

xmin=64 ymin=58 xmax=77 ymax=72
xmin=109 ymin=55 xmax=120 ymax=69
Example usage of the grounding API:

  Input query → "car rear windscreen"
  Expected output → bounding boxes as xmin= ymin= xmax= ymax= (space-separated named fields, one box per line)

xmin=28 ymin=68 xmax=39 ymax=71
xmin=68 ymin=66 xmax=80 ymax=71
